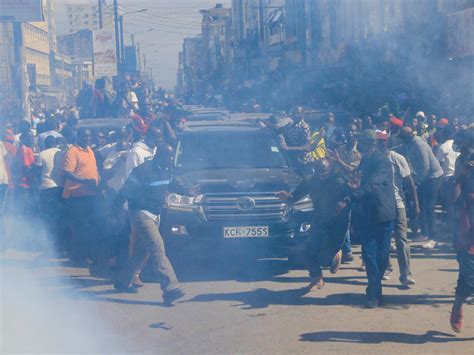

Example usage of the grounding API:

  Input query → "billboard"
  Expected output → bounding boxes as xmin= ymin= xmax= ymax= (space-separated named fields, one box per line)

xmin=92 ymin=29 xmax=117 ymax=77
xmin=0 ymin=0 xmax=43 ymax=22
xmin=447 ymin=8 xmax=474 ymax=58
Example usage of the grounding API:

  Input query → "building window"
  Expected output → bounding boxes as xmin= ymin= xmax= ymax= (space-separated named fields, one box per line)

xmin=84 ymin=14 xmax=89 ymax=18
xmin=84 ymin=20 xmax=89 ymax=24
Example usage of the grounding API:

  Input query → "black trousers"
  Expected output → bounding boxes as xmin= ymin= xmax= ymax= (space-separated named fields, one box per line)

xmin=39 ymin=187 xmax=64 ymax=249
xmin=456 ymin=251 xmax=474 ymax=299
xmin=64 ymin=195 xmax=101 ymax=263
xmin=305 ymin=221 xmax=348 ymax=278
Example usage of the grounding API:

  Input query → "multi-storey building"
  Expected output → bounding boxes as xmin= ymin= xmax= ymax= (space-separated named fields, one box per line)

xmin=23 ymin=22 xmax=51 ymax=88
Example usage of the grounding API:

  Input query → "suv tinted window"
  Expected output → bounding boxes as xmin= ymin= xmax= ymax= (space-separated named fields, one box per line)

xmin=176 ymin=130 xmax=289 ymax=170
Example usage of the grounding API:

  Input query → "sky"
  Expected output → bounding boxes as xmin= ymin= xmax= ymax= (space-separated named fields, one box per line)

xmin=55 ymin=0 xmax=231 ymax=90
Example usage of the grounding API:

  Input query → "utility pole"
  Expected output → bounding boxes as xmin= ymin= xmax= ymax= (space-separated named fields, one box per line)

xmin=12 ymin=22 xmax=30 ymax=121
xmin=98 ymin=0 xmax=103 ymax=29
xmin=258 ymin=0 xmax=264 ymax=44
xmin=113 ymin=0 xmax=121 ymax=74
xmin=119 ymin=15 xmax=125 ymax=66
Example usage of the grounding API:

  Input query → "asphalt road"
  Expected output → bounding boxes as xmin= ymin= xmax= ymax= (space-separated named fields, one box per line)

xmin=1 ymin=242 xmax=473 ymax=354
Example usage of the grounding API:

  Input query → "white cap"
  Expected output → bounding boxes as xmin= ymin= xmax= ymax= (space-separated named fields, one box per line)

xmin=416 ymin=111 xmax=426 ymax=118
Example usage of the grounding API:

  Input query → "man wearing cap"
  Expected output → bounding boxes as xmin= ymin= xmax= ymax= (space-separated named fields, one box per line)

xmin=388 ymin=117 xmax=404 ymax=150
xmin=337 ymin=130 xmax=396 ymax=308
xmin=400 ymin=127 xmax=444 ymax=248
xmin=377 ymin=131 xmax=418 ymax=287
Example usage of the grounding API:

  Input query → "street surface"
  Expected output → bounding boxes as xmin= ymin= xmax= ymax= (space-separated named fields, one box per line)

xmin=1 ymin=242 xmax=473 ymax=354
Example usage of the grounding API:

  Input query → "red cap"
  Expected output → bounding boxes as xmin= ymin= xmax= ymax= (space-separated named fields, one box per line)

xmin=376 ymin=130 xmax=388 ymax=141
xmin=438 ymin=118 xmax=449 ymax=127
xmin=390 ymin=118 xmax=403 ymax=127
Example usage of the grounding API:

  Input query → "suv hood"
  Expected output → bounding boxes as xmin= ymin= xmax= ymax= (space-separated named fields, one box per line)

xmin=172 ymin=168 xmax=301 ymax=195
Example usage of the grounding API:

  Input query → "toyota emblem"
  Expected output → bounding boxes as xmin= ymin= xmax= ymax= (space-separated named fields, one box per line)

xmin=237 ymin=197 xmax=256 ymax=211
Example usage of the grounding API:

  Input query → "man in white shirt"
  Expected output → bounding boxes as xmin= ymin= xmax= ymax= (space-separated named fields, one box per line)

xmin=123 ymin=121 xmax=163 ymax=287
xmin=377 ymin=131 xmax=419 ymax=286
xmin=435 ymin=125 xmax=460 ymax=240
xmin=436 ymin=126 xmax=460 ymax=178
xmin=38 ymin=118 xmax=63 ymax=151
xmin=103 ymin=139 xmax=131 ymax=193
xmin=36 ymin=136 xmax=64 ymax=248
xmin=125 ymin=122 xmax=163 ymax=179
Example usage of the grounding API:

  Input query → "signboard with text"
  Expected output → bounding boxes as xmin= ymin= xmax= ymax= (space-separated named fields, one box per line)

xmin=0 ymin=0 xmax=43 ymax=22
xmin=92 ymin=29 xmax=117 ymax=77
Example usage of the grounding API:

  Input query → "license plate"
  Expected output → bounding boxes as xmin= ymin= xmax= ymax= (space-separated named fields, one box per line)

xmin=224 ymin=226 xmax=269 ymax=238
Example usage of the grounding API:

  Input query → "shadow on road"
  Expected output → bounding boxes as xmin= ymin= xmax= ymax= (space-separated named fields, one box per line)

xmin=183 ymin=288 xmax=453 ymax=310
xmin=299 ymin=330 xmax=474 ymax=344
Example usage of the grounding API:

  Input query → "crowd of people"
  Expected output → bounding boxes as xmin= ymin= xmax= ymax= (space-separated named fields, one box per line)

xmin=0 ymin=96 xmax=472 ymax=331
xmin=269 ymin=108 xmax=473 ymax=332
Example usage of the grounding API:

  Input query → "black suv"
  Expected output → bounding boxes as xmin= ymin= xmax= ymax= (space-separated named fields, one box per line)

xmin=161 ymin=121 xmax=313 ymax=257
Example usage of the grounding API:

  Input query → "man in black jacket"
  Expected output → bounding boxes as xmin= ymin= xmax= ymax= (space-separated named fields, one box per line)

xmin=290 ymin=158 xmax=351 ymax=290
xmin=114 ymin=143 xmax=185 ymax=305
xmin=338 ymin=130 xmax=396 ymax=308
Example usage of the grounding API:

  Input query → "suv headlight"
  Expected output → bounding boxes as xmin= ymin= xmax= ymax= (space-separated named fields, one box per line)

xmin=166 ymin=193 xmax=203 ymax=212
xmin=293 ymin=195 xmax=314 ymax=212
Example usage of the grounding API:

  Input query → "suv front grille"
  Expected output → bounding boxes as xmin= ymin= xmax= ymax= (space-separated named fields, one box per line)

xmin=203 ymin=192 xmax=287 ymax=221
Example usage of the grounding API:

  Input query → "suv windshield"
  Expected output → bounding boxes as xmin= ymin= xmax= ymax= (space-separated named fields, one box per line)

xmin=175 ymin=130 xmax=289 ymax=170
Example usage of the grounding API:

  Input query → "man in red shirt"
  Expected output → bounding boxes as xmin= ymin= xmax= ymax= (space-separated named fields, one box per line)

xmin=450 ymin=129 xmax=474 ymax=333
xmin=13 ymin=130 xmax=36 ymax=223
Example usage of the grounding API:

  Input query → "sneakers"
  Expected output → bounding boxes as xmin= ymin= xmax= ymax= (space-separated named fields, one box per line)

xmin=400 ymin=276 xmax=416 ymax=287
xmin=421 ymin=240 xmax=437 ymax=249
xmin=411 ymin=235 xmax=429 ymax=242
xmin=113 ymin=281 xmax=138 ymax=294
xmin=341 ymin=252 xmax=354 ymax=263
xmin=389 ymin=242 xmax=397 ymax=253
xmin=330 ymin=250 xmax=342 ymax=274
xmin=163 ymin=288 xmax=185 ymax=305
xmin=366 ymin=299 xmax=379 ymax=309
xmin=450 ymin=304 xmax=464 ymax=333
xmin=382 ymin=269 xmax=392 ymax=281
xmin=307 ymin=276 xmax=325 ymax=291
xmin=132 ymin=275 xmax=144 ymax=288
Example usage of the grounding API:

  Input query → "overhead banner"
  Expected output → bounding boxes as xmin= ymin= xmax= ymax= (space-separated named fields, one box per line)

xmin=447 ymin=8 xmax=474 ymax=58
xmin=0 ymin=0 xmax=43 ymax=22
xmin=92 ymin=29 xmax=117 ymax=77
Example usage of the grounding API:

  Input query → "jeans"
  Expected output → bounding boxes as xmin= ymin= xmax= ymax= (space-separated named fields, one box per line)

xmin=360 ymin=220 xmax=395 ymax=300
xmin=342 ymin=229 xmax=352 ymax=255
xmin=456 ymin=251 xmax=474 ymax=299
xmin=418 ymin=177 xmax=442 ymax=239
xmin=118 ymin=210 xmax=179 ymax=293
